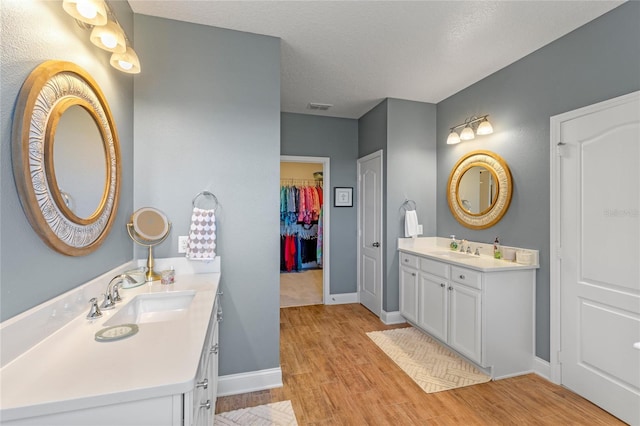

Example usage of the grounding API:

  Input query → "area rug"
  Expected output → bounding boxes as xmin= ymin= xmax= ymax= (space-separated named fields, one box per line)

xmin=215 ymin=400 xmax=298 ymax=425
xmin=367 ymin=327 xmax=491 ymax=393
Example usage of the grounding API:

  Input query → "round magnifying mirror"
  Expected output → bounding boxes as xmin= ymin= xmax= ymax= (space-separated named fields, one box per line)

xmin=457 ymin=165 xmax=498 ymax=215
xmin=131 ymin=207 xmax=170 ymax=242
xmin=127 ymin=207 xmax=171 ymax=281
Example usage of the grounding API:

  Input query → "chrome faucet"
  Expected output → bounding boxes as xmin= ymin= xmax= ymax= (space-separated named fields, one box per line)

xmin=475 ymin=247 xmax=481 ymax=256
xmin=466 ymin=246 xmax=472 ymax=254
xmin=101 ymin=274 xmax=136 ymax=310
xmin=86 ymin=297 xmax=102 ymax=319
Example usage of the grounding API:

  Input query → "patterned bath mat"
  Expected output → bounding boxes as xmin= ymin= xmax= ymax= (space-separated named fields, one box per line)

xmin=367 ymin=327 xmax=491 ymax=393
xmin=215 ymin=400 xmax=298 ymax=425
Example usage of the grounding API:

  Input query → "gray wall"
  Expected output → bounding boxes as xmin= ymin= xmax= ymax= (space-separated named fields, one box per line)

xmin=436 ymin=1 xmax=640 ymax=361
xmin=0 ymin=0 xmax=134 ymax=321
xmin=358 ymin=99 xmax=437 ymax=313
xmin=281 ymin=112 xmax=359 ymax=295
xmin=386 ymin=99 xmax=437 ymax=312
xmin=134 ymin=15 xmax=281 ymax=376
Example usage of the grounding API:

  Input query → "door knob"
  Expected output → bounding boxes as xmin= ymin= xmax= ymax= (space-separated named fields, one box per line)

xmin=372 ymin=242 xmax=380 ymax=247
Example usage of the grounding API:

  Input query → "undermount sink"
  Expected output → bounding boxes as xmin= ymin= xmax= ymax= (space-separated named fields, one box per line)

xmin=104 ymin=290 xmax=196 ymax=326
xmin=431 ymin=251 xmax=476 ymax=259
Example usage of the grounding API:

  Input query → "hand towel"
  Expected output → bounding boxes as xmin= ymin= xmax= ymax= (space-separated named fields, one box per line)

xmin=186 ymin=207 xmax=216 ymax=260
xmin=404 ymin=209 xmax=419 ymax=238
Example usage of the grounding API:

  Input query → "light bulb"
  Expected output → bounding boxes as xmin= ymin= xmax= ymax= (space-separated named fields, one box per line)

xmin=101 ymin=34 xmax=117 ymax=49
xmin=476 ymin=118 xmax=493 ymax=135
xmin=110 ymin=47 xmax=141 ymax=74
xmin=446 ymin=131 xmax=461 ymax=145
xmin=90 ymin=21 xmax=126 ymax=53
xmin=118 ymin=60 xmax=133 ymax=70
xmin=460 ymin=126 xmax=475 ymax=141
xmin=62 ymin=0 xmax=107 ymax=26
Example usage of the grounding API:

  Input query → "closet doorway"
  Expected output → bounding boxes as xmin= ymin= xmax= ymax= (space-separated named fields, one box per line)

xmin=280 ymin=156 xmax=330 ymax=308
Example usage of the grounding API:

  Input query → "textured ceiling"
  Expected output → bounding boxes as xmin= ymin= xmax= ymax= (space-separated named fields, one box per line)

xmin=128 ymin=1 xmax=624 ymax=119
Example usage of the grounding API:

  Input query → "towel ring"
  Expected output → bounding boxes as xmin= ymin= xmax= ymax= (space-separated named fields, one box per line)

xmin=401 ymin=199 xmax=417 ymax=211
xmin=192 ymin=191 xmax=219 ymax=211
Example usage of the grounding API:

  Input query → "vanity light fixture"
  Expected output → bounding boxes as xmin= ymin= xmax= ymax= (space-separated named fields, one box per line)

xmin=446 ymin=115 xmax=493 ymax=145
xmin=90 ymin=19 xmax=126 ymax=53
xmin=62 ymin=0 xmax=141 ymax=74
xmin=62 ymin=0 xmax=107 ymax=26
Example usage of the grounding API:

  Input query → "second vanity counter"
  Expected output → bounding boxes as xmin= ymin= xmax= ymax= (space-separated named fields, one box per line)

xmin=0 ymin=270 xmax=220 ymax=423
xmin=398 ymin=236 xmax=539 ymax=272
xmin=398 ymin=237 xmax=539 ymax=379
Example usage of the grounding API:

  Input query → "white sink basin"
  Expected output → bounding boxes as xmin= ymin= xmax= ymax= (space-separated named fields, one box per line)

xmin=104 ymin=290 xmax=196 ymax=326
xmin=431 ymin=251 xmax=476 ymax=260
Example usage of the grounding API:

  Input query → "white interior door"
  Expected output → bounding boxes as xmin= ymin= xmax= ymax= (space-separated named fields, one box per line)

xmin=554 ymin=92 xmax=640 ymax=425
xmin=358 ymin=150 xmax=383 ymax=316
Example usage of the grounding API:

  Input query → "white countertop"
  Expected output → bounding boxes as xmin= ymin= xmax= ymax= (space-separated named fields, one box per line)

xmin=398 ymin=237 xmax=539 ymax=272
xmin=0 ymin=272 xmax=220 ymax=421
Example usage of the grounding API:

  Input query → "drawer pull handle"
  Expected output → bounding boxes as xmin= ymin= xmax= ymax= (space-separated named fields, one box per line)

xmin=404 ymin=259 xmax=409 ymax=263
xmin=411 ymin=273 xmax=416 ymax=277
xmin=440 ymin=283 xmax=445 ymax=288
xmin=459 ymin=274 xmax=465 ymax=279
xmin=196 ymin=378 xmax=208 ymax=389
xmin=448 ymin=286 xmax=453 ymax=291
xmin=200 ymin=400 xmax=211 ymax=410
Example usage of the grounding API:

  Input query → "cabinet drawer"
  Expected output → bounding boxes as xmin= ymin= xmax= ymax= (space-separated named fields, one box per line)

xmin=451 ymin=266 xmax=482 ymax=289
xmin=420 ymin=257 xmax=449 ymax=279
xmin=400 ymin=252 xmax=419 ymax=269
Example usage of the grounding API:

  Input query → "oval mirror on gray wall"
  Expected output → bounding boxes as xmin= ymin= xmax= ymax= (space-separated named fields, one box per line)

xmin=12 ymin=60 xmax=121 ymax=256
xmin=447 ymin=150 xmax=512 ymax=229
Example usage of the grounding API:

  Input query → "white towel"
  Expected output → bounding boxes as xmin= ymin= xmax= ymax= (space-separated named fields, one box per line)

xmin=404 ymin=209 xmax=419 ymax=238
xmin=186 ymin=207 xmax=216 ymax=260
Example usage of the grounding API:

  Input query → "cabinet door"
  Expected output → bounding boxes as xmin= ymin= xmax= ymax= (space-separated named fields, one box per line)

xmin=448 ymin=283 xmax=482 ymax=363
xmin=418 ymin=273 xmax=448 ymax=342
xmin=399 ymin=266 xmax=419 ymax=323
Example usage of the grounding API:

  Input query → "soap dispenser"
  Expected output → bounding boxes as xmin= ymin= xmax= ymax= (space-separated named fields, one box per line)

xmin=450 ymin=235 xmax=458 ymax=251
xmin=493 ymin=237 xmax=502 ymax=259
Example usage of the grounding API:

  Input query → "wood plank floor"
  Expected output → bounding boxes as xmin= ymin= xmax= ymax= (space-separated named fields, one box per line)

xmin=216 ymin=303 xmax=624 ymax=425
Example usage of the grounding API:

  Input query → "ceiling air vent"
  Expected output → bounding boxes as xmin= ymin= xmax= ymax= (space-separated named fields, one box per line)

xmin=307 ymin=102 xmax=333 ymax=111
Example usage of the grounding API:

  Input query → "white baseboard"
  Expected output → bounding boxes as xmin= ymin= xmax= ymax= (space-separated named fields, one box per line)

xmin=217 ymin=367 xmax=283 ymax=397
xmin=326 ymin=292 xmax=358 ymax=305
xmin=533 ymin=357 xmax=551 ymax=381
xmin=381 ymin=310 xmax=406 ymax=325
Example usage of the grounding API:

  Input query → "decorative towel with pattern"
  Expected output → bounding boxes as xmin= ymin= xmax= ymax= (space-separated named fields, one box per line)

xmin=186 ymin=207 xmax=216 ymax=260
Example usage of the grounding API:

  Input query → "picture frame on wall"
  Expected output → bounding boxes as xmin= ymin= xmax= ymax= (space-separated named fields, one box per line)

xmin=334 ymin=187 xmax=353 ymax=207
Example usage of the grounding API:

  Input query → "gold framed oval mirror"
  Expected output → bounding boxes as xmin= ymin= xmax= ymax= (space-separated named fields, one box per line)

xmin=447 ymin=150 xmax=512 ymax=229
xmin=11 ymin=60 xmax=120 ymax=256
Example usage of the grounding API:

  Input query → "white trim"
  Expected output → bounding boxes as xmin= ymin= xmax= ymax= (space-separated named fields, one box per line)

xmin=357 ymin=150 xmax=384 ymax=318
xmin=280 ymin=156 xmax=330 ymax=305
xmin=533 ymin=356 xmax=552 ymax=381
xmin=216 ymin=367 xmax=283 ymax=397
xmin=325 ymin=292 xmax=359 ymax=305
xmin=381 ymin=310 xmax=406 ymax=325
xmin=549 ymin=90 xmax=640 ymax=386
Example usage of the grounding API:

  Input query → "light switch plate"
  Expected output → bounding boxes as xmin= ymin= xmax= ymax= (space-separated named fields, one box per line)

xmin=178 ymin=236 xmax=189 ymax=253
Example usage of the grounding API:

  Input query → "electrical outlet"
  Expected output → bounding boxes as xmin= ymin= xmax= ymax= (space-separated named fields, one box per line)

xmin=178 ymin=236 xmax=189 ymax=253
xmin=417 ymin=224 xmax=424 ymax=235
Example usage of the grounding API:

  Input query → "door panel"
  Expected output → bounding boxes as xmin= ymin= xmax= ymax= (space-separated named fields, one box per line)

xmin=418 ymin=274 xmax=447 ymax=342
xmin=558 ymin=92 xmax=640 ymax=425
xmin=358 ymin=151 xmax=382 ymax=316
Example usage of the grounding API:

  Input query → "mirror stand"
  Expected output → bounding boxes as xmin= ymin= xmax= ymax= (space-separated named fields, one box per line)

xmin=126 ymin=222 xmax=171 ymax=282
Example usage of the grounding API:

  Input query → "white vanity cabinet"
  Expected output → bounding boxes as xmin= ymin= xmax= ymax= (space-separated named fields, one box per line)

xmin=0 ymin=265 xmax=222 ymax=426
xmin=189 ymin=291 xmax=222 ymax=426
xmin=399 ymin=253 xmax=419 ymax=324
xmin=399 ymin=249 xmax=536 ymax=379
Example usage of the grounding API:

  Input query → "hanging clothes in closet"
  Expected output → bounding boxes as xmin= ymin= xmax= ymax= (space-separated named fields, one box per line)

xmin=280 ymin=180 xmax=323 ymax=272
